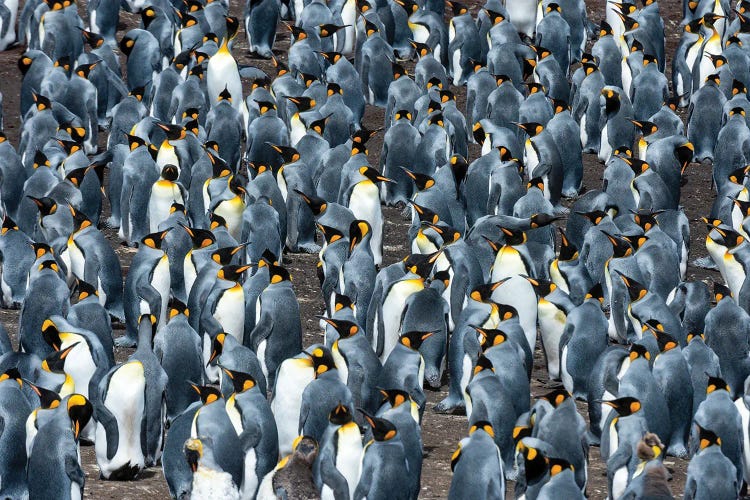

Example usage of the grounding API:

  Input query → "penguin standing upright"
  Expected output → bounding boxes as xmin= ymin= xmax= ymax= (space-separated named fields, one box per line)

xmin=342 ymin=166 xmax=392 ymax=266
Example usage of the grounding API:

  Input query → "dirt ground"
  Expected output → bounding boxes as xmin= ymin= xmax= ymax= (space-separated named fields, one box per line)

xmin=0 ymin=0 xmax=721 ymax=497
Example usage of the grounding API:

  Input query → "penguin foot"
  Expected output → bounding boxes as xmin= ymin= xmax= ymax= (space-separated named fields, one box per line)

xmin=433 ymin=397 xmax=466 ymax=414
xmin=692 ymin=256 xmax=718 ymax=270
xmin=114 ymin=335 xmax=137 ymax=348
xmin=504 ymin=466 xmax=519 ymax=481
xmin=666 ymin=443 xmax=688 ymax=459
xmin=586 ymin=430 xmax=601 ymax=447
xmin=295 ymin=243 xmax=322 ymax=253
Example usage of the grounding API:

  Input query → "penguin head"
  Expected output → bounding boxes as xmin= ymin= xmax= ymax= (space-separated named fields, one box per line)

xmin=403 ymin=252 xmax=439 ymax=279
xmin=188 ymin=64 xmax=204 ymax=80
xmin=269 ymin=143 xmax=301 ymax=164
xmin=359 ymin=166 xmax=393 ymax=184
xmin=426 ymin=223 xmax=462 ymax=246
xmin=620 ymin=156 xmax=650 ymax=176
xmin=546 ymin=458 xmax=574 ymax=479
xmin=307 ymin=115 xmax=329 ymax=136
xmin=326 ymin=83 xmax=343 ymax=98
xmin=57 ymin=139 xmax=82 ymax=158
xmin=439 ymin=90 xmax=455 ymax=105
xmin=472 ymin=327 xmax=506 ymax=351
xmin=266 ymin=262 xmax=290 ymax=284
xmin=168 ymin=298 xmax=189 ymax=320
xmin=394 ymin=0 xmax=418 ymax=14
xmin=702 ymin=13 xmax=725 ymax=30
xmin=320 ymin=51 xmax=343 ymax=64
xmin=26 ymin=379 xmax=61 ymax=409
xmin=41 ymin=319 xmax=64 ymax=350
xmin=584 ymin=283 xmax=605 ymax=304
xmin=631 ymin=209 xmax=662 ymax=232
xmin=360 ymin=410 xmax=398 ymax=441
xmin=545 ymin=2 xmax=561 ymax=14
xmin=32 ymin=243 xmax=54 ymax=260
xmin=26 ymin=196 xmax=57 ymax=217
xmin=41 ymin=342 xmax=79 ymax=373
xmin=287 ymin=24 xmax=309 ymax=41
xmin=517 ymin=441 xmax=548 ymax=482
xmin=602 ymin=396 xmax=642 ymax=416
xmin=471 ymin=355 xmax=495 ymax=376
xmin=217 ymin=86 xmax=233 ymax=103
xmin=0 ymin=215 xmax=17 ymax=235
xmin=494 ymin=302 xmax=519 ymax=322
xmin=616 ymin=12 xmax=640 ymax=33
xmin=209 ymin=212 xmax=229 ymax=231
xmin=18 ymin=53 xmax=35 ymax=75
xmin=319 ymin=317 xmax=361 ymax=339
xmin=707 ymin=53 xmax=728 ymax=70
xmin=541 ymin=388 xmax=571 ymax=408
xmin=732 ymin=80 xmax=747 ymax=97
xmin=184 ymin=438 xmax=204 ymax=472
xmin=529 ymin=213 xmax=562 ymax=229
xmin=526 ymin=83 xmax=545 ymax=95
xmin=126 ymin=133 xmax=147 ymax=152
xmin=349 ymin=220 xmax=372 ymax=252
xmin=428 ymin=112 xmax=445 ymax=128
xmin=400 ymin=167 xmax=435 ymax=192
xmin=328 ymin=403 xmax=353 ymax=425
xmin=316 ymin=223 xmax=345 ymax=245
xmin=202 ymin=32 xmax=219 ymax=47
xmin=713 ymin=226 xmax=745 ymax=249
xmin=159 ymin=164 xmax=179 ymax=183
xmin=697 ymin=425 xmax=722 ymax=450
xmin=530 ymin=45 xmax=552 ymax=61
xmin=53 ymin=56 xmax=71 ymax=73
xmin=290 ymin=436 xmax=319 ymax=464
xmin=601 ymin=231 xmax=635 ymax=258
xmin=398 ymin=330 xmax=434 ymax=351
xmin=119 ymin=33 xmax=137 ymax=56
xmin=730 ymin=106 xmax=747 ymax=120
xmin=333 ymin=293 xmax=354 ymax=312
xmin=582 ymin=61 xmax=599 ymax=76
xmin=36 ymin=259 xmax=60 ymax=274
xmin=514 ymin=122 xmax=544 ymax=138
xmin=714 ymin=282 xmax=732 ymax=302
xmin=628 ymin=343 xmax=651 ymax=362
xmin=318 ymin=23 xmax=345 ymax=38
xmin=225 ymin=16 xmax=240 ymax=41
xmin=469 ymin=421 xmax=495 ymax=440
xmin=447 ymin=0 xmax=468 ymax=16
xmin=59 ymin=122 xmax=87 ymax=143
xmin=208 ymin=154 xmax=232 ymax=179
xmin=631 ymin=120 xmax=658 ymax=138
xmin=32 ymin=92 xmax=52 ymax=112
xmin=512 ymin=425 xmax=532 ymax=444
xmin=642 ymin=54 xmax=658 ymax=67
xmin=551 ymin=99 xmax=568 ymax=114
xmin=557 ymin=228 xmax=579 ymax=261
xmin=75 ymin=280 xmax=99 ymax=302
xmin=484 ymin=9 xmax=505 ymax=25
xmin=207 ymin=333 xmax=228 ymax=366
xmin=600 ymin=88 xmax=621 ymax=112
xmin=181 ymin=225 xmax=216 ymax=250
xmin=497 ymin=226 xmax=527 ymax=246
xmin=217 ymin=264 xmax=251 ymax=283
xmin=291 ymin=190 xmax=325 ymax=217
xmin=286 ymin=95 xmax=316 ymax=112
xmin=407 ymin=201 xmax=440 ymax=226
xmin=141 ymin=229 xmax=171 ymax=250
xmin=378 ymin=388 xmax=411 ymax=409
xmin=74 ymin=61 xmax=98 ymax=79
xmin=705 ymin=73 xmax=721 ymax=86
xmin=308 ymin=346 xmax=336 ymax=377
xmin=255 ymin=100 xmax=276 ymax=115
xmin=156 ymin=122 xmax=187 ymax=141
xmin=706 ymin=375 xmax=730 ymax=394
xmin=523 ymin=276 xmax=557 ymax=297
xmin=468 ymin=279 xmax=506 ymax=303
xmin=618 ymin=272 xmax=648 ymax=302
xmin=575 ymin=210 xmax=608 ymax=226
xmin=221 ymin=367 xmax=257 ymax=394
xmin=190 ymin=383 xmax=223 ymax=405
xmin=0 ymin=368 xmax=22 ymax=388
xmin=599 ymin=21 xmax=614 ymax=37
xmin=686 ymin=332 xmax=705 ymax=344
xmin=636 ymin=432 xmax=664 ymax=461
xmin=647 ymin=325 xmax=679 ymax=353
xmin=66 ymin=394 xmax=93 ymax=441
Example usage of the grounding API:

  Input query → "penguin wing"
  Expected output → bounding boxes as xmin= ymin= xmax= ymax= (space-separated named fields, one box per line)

xmin=606 ymin=444 xmax=633 ymax=488
xmin=0 ymin=4 xmax=11 ymax=39
xmin=136 ymin=281 xmax=165 ymax=323
xmin=319 ymin=451 xmax=351 ymax=499
xmin=141 ymin=373 xmax=168 ymax=462
xmin=94 ymin=398 xmax=121 ymax=460
xmin=249 ymin=308 xmax=274 ymax=352
xmin=238 ymin=66 xmax=268 ymax=81
xmin=65 ymin=451 xmax=85 ymax=489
